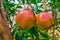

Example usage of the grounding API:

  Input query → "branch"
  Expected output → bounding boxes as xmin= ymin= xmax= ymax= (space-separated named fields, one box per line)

xmin=0 ymin=0 xmax=13 ymax=40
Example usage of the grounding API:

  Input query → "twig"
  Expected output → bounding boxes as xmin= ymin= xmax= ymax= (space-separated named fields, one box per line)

xmin=27 ymin=0 xmax=36 ymax=15
xmin=51 ymin=7 xmax=57 ymax=40
xmin=42 ymin=0 xmax=46 ymax=11
xmin=0 ymin=0 xmax=13 ymax=40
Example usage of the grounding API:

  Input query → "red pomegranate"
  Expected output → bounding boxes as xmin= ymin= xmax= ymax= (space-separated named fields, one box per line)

xmin=15 ymin=9 xmax=35 ymax=30
xmin=36 ymin=12 xmax=53 ymax=30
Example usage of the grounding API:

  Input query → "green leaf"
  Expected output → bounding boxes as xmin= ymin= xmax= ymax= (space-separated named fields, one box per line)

xmin=30 ymin=0 xmax=36 ymax=4
xmin=4 ymin=0 xmax=8 ymax=2
xmin=12 ymin=24 xmax=18 ymax=36
xmin=24 ymin=30 xmax=30 ymax=38
xmin=16 ymin=5 xmax=22 ymax=8
xmin=47 ymin=2 xmax=53 ymax=7
xmin=58 ymin=8 xmax=60 ymax=12
xmin=22 ymin=37 xmax=28 ymax=40
xmin=29 ymin=29 xmax=34 ymax=39
xmin=39 ymin=31 xmax=49 ymax=40
xmin=34 ymin=5 xmax=38 ymax=14
xmin=21 ymin=0 xmax=25 ymax=4
xmin=12 ymin=29 xmax=17 ymax=36
xmin=15 ymin=30 xmax=21 ymax=40
xmin=9 ymin=19 xmax=12 ymax=26
xmin=32 ymin=5 xmax=42 ymax=14
xmin=29 ymin=27 xmax=39 ymax=40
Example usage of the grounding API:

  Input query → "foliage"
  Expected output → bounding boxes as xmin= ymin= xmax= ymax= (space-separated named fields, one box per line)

xmin=3 ymin=0 xmax=60 ymax=40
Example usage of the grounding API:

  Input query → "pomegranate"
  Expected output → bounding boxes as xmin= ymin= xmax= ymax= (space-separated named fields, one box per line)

xmin=15 ymin=9 xmax=35 ymax=30
xmin=36 ymin=12 xmax=53 ymax=30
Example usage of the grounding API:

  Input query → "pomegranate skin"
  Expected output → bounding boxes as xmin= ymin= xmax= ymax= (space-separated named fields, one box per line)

xmin=36 ymin=12 xmax=53 ymax=30
xmin=15 ymin=9 xmax=35 ymax=30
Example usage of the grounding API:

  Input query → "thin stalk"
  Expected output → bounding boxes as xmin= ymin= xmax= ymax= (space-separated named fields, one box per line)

xmin=42 ymin=0 xmax=46 ymax=11
xmin=27 ymin=0 xmax=36 ymax=15
xmin=51 ymin=7 xmax=57 ymax=40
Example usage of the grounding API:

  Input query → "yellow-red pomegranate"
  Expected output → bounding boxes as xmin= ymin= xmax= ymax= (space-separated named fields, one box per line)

xmin=36 ymin=12 xmax=53 ymax=30
xmin=15 ymin=9 xmax=35 ymax=30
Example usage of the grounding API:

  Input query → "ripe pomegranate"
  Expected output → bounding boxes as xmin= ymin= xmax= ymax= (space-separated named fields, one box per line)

xmin=15 ymin=8 xmax=35 ymax=30
xmin=36 ymin=12 xmax=53 ymax=30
